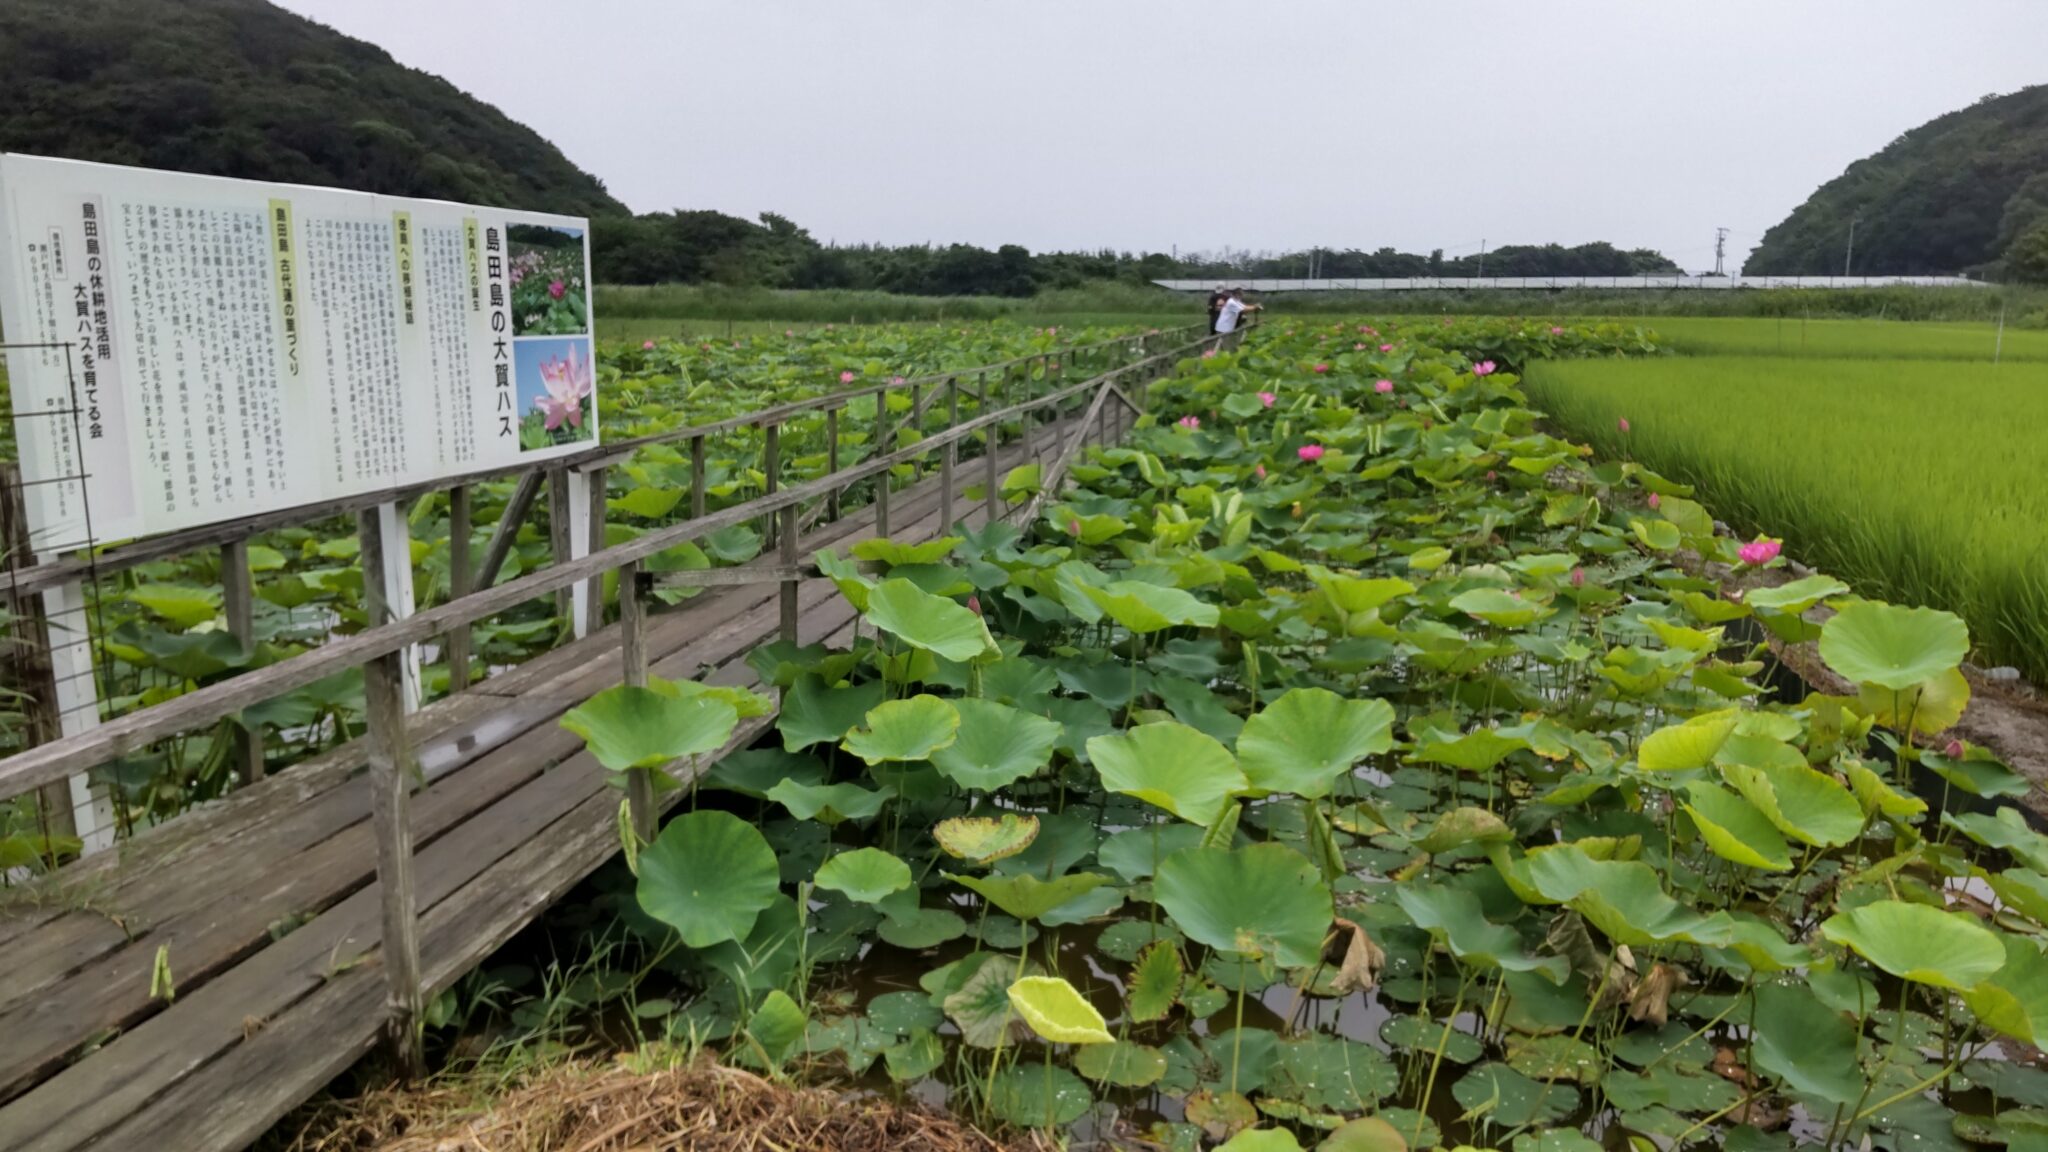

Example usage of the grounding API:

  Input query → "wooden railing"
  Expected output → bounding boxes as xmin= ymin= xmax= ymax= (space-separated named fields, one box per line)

xmin=0 ymin=322 xmax=1210 ymax=847
xmin=0 ymin=319 xmax=1241 ymax=1073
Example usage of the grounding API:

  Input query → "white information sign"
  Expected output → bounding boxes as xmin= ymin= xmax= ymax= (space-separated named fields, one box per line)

xmin=0 ymin=154 xmax=599 ymax=552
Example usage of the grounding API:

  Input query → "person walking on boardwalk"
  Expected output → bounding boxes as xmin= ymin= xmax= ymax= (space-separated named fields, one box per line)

xmin=1214 ymin=288 xmax=1260 ymax=335
xmin=1206 ymin=284 xmax=1229 ymax=332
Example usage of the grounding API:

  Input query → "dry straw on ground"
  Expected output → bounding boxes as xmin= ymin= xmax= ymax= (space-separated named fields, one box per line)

xmin=285 ymin=1058 xmax=1048 ymax=1152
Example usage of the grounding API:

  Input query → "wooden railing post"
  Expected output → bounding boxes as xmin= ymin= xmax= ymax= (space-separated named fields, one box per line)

xmin=356 ymin=506 xmax=425 ymax=1080
xmin=546 ymin=466 xmax=574 ymax=623
xmin=689 ymin=435 xmax=707 ymax=522
xmin=221 ymin=538 xmax=262 ymax=785
xmin=618 ymin=558 xmax=655 ymax=845
xmin=1 ymin=463 xmax=81 ymax=860
xmin=760 ymin=421 xmax=781 ymax=545
xmin=371 ymin=502 xmax=423 ymax=714
xmin=979 ymin=370 xmax=998 ymax=519
xmin=583 ymin=466 xmax=608 ymax=638
xmin=874 ymin=387 xmax=892 ymax=537
xmin=778 ymin=502 xmax=799 ymax=644
xmin=446 ymin=485 xmax=472 ymax=693
xmin=825 ymin=406 xmax=841 ymax=520
xmin=940 ymin=378 xmax=958 ymax=530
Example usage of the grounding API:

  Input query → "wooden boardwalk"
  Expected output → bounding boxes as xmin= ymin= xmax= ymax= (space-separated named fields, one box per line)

xmin=0 ymin=412 xmax=1100 ymax=1152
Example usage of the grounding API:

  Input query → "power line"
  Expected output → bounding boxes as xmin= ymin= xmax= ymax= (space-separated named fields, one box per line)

xmin=1713 ymin=227 xmax=1729 ymax=277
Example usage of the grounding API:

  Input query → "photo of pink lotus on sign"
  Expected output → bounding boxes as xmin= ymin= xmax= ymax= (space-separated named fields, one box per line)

xmin=514 ymin=335 xmax=597 ymax=451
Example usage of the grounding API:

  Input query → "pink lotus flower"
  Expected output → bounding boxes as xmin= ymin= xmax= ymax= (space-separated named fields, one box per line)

xmin=1550 ymin=326 xmax=1566 ymax=335
xmin=1202 ymin=348 xmax=1219 ymax=359
xmin=1066 ymin=518 xmax=1082 ymax=536
xmin=1313 ymin=364 xmax=1331 ymax=374
xmin=1485 ymin=470 xmax=1497 ymax=482
xmin=1255 ymin=464 xmax=1266 ymax=479
xmin=1259 ymin=391 xmax=1276 ymax=407
xmin=891 ymin=375 xmax=906 ymax=386
xmin=1379 ymin=343 xmax=1395 ymax=353
xmin=533 ymin=343 xmax=595 ymax=431
xmin=1647 ymin=493 xmax=1661 ymax=510
xmin=1570 ymin=567 xmax=1586 ymax=588
xmin=1473 ymin=360 xmax=1497 ymax=377
xmin=840 ymin=370 xmax=856 ymax=384
xmin=641 ymin=340 xmax=656 ymax=350
xmin=1298 ymin=444 xmax=1325 ymax=461
xmin=967 ymin=594 xmax=982 ymax=616
xmin=547 ymin=280 xmax=566 ymax=300
xmin=1354 ymin=343 xmax=1367 ymax=351
xmin=1738 ymin=538 xmax=1783 ymax=566
xmin=1946 ymin=738 xmax=1966 ymax=758
xmin=1178 ymin=415 xmax=1200 ymax=430
xmin=1618 ymin=417 xmax=1631 ymax=433
xmin=1374 ymin=379 xmax=1394 ymax=394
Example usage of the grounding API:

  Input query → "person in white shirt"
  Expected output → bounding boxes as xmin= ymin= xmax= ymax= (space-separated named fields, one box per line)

xmin=1214 ymin=289 xmax=1261 ymax=334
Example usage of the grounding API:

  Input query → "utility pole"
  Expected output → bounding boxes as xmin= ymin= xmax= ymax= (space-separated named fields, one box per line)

xmin=1477 ymin=238 xmax=1487 ymax=279
xmin=1844 ymin=215 xmax=1858 ymax=276
xmin=1713 ymin=227 xmax=1729 ymax=277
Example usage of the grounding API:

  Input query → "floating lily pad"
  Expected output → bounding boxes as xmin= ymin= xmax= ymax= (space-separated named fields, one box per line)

xmin=933 ymin=812 xmax=1040 ymax=865
xmin=1076 ymin=1040 xmax=1169 ymax=1088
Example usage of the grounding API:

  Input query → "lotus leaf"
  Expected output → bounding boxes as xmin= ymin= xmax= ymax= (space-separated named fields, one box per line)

xmin=636 ymin=810 xmax=781 ymax=948
xmin=1822 ymin=900 xmax=2005 ymax=990
xmin=1820 ymin=601 xmax=1970 ymax=690
xmin=1748 ymin=980 xmax=1865 ymax=1105
xmin=1087 ymin=721 xmax=1248 ymax=826
xmin=763 ymin=779 xmax=894 ymax=824
xmin=778 ymin=675 xmax=886 ymax=752
xmin=950 ymin=871 xmax=1108 ymax=923
xmin=1235 ymin=688 xmax=1395 ymax=799
xmin=560 ymin=685 xmax=739 ymax=772
xmin=840 ymin=694 xmax=959 ymax=764
xmin=932 ymin=812 xmax=1040 ymax=865
xmin=863 ymin=577 xmax=998 ymax=662
xmin=813 ymin=847 xmax=911 ymax=904
xmin=1154 ymin=843 xmax=1333 ymax=968
xmin=1083 ymin=579 xmax=1221 ymax=633
xmin=1076 ymin=1040 xmax=1169 ymax=1088
xmin=928 ymin=698 xmax=1060 ymax=790
xmin=1392 ymin=884 xmax=1568 ymax=982
xmin=1007 ymin=975 xmax=1113 ymax=1044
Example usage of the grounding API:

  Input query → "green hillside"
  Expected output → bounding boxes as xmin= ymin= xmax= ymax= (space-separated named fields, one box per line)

xmin=0 ymin=0 xmax=626 ymax=216
xmin=1745 ymin=85 xmax=2048 ymax=277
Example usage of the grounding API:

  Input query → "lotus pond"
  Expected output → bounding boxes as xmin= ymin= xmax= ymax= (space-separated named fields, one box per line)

xmin=447 ymin=319 xmax=2048 ymax=1152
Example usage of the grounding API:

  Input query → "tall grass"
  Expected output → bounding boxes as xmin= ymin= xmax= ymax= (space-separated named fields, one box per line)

xmin=594 ymin=283 xmax=1193 ymax=324
xmin=1524 ymin=356 xmax=2048 ymax=684
xmin=1262 ymin=284 xmax=2048 ymax=326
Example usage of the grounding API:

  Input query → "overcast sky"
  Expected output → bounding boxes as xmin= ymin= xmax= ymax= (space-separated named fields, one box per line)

xmin=278 ymin=0 xmax=2048 ymax=273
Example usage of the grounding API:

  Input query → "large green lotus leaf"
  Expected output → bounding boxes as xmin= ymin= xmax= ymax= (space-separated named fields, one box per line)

xmin=1964 ymin=935 xmax=2048 ymax=1046
xmin=763 ymin=779 xmax=894 ymax=824
xmin=1083 ymin=579 xmax=1220 ymax=634
xmin=1742 ymin=573 xmax=1851 ymax=613
xmin=951 ymin=871 xmax=1109 ymax=923
xmin=743 ymin=988 xmax=807 ymax=1069
xmin=702 ymin=749 xmax=826 ymax=799
xmin=1819 ymin=602 xmax=1969 ymax=690
xmin=852 ymin=535 xmax=961 ymax=566
xmin=1748 ymin=981 xmax=1865 ymax=1105
xmin=777 ymin=675 xmax=885 ymax=752
xmin=840 ymin=694 xmax=960 ymax=764
xmin=560 ymin=686 xmax=739 ymax=772
xmin=1504 ymin=1034 xmax=1602 ymax=1084
xmin=985 ymin=1063 xmax=1092 ymax=1128
xmin=1523 ymin=847 xmax=1733 ymax=947
xmin=1320 ymin=1117 xmax=1410 ymax=1152
xmin=1450 ymin=1063 xmax=1579 ymax=1129
xmin=127 ymin=583 xmax=221 ymax=630
xmin=1449 ymin=587 xmax=1552 ymax=629
xmin=1154 ymin=843 xmax=1333 ymax=969
xmin=1415 ymin=806 xmax=1514 ymax=855
xmin=1858 ymin=667 xmax=1970 ymax=735
xmin=1039 ymin=885 xmax=1125 ymax=927
xmin=1682 ymin=783 xmax=1793 ymax=871
xmin=933 ymin=812 xmax=1040 ymax=865
xmin=1843 ymin=760 xmax=1928 ymax=820
xmin=1007 ymin=975 xmax=1113 ymax=1045
xmin=1075 ymin=1040 xmax=1169 ymax=1088
xmin=864 ymin=577 xmax=997 ymax=662
xmin=814 ymin=548 xmax=875 ymax=611
xmin=1217 ymin=1131 xmax=1304 ymax=1152
xmin=1100 ymin=823 xmax=1211 ymax=882
xmin=1720 ymin=760 xmax=1863 ymax=847
xmin=1629 ymin=518 xmax=1681 ymax=552
xmin=877 ymin=907 xmax=966 ymax=950
xmin=1924 ymin=749 xmax=2031 ymax=799
xmin=813 ymin=847 xmax=912 ymax=904
xmin=658 ymin=678 xmax=774 ymax=719
xmin=1392 ymin=884 xmax=1568 ymax=983
xmin=1944 ymin=809 xmax=2048 ymax=872
xmin=1710 ymin=914 xmax=1814 ymax=974
xmin=1236 ymin=689 xmax=1395 ymax=799
xmin=1637 ymin=710 xmax=1738 ymax=771
xmin=928 ymin=698 xmax=1061 ymax=790
xmin=636 ymin=810 xmax=781 ymax=948
xmin=1413 ymin=727 xmax=1528 ymax=773
xmin=1822 ymin=900 xmax=2005 ymax=990
xmin=1087 ymin=722 xmax=1248 ymax=826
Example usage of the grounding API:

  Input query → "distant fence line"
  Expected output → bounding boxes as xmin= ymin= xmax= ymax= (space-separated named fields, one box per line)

xmin=1151 ymin=276 xmax=1988 ymax=293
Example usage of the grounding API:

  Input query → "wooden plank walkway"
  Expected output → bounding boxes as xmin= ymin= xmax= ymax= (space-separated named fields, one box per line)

xmin=0 ymin=410 xmax=1105 ymax=1152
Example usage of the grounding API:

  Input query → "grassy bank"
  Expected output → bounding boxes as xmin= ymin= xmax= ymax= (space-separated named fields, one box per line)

xmin=1524 ymin=355 xmax=2048 ymax=682
xmin=1642 ymin=315 xmax=2048 ymax=361
xmin=1258 ymin=283 xmax=2048 ymax=325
